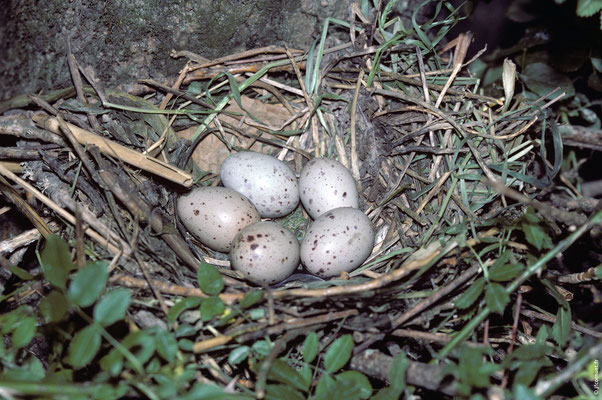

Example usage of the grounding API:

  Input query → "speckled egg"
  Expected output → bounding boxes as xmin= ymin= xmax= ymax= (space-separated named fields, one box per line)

xmin=300 ymin=207 xmax=374 ymax=278
xmin=220 ymin=151 xmax=299 ymax=218
xmin=299 ymin=158 xmax=359 ymax=219
xmin=230 ymin=221 xmax=300 ymax=285
xmin=177 ymin=187 xmax=260 ymax=252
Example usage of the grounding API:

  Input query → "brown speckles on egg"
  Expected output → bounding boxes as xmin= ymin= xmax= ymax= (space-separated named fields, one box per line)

xmin=177 ymin=186 xmax=260 ymax=253
xmin=300 ymin=207 xmax=374 ymax=278
xmin=230 ymin=221 xmax=300 ymax=286
xmin=220 ymin=151 xmax=299 ymax=218
xmin=299 ymin=158 xmax=359 ymax=219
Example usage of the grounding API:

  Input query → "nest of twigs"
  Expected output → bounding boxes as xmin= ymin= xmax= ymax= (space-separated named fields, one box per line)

xmin=1 ymin=4 xmax=601 ymax=399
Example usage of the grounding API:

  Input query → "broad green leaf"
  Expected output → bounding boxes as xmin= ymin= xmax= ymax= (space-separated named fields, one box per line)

xmin=522 ymin=221 xmax=548 ymax=251
xmin=1 ymin=357 xmax=45 ymax=382
xmin=324 ymin=334 xmax=354 ymax=373
xmin=303 ymin=332 xmax=319 ymax=364
xmin=40 ymin=234 xmax=75 ymax=289
xmin=239 ymin=289 xmax=263 ymax=309
xmin=265 ymin=384 xmax=305 ymax=400
xmin=122 ymin=330 xmax=155 ymax=367
xmin=9 ymin=265 xmax=34 ymax=280
xmin=168 ymin=297 xmax=202 ymax=325
xmin=267 ymin=358 xmax=309 ymax=392
xmin=489 ymin=263 xmax=524 ymax=282
xmin=197 ymin=262 xmax=224 ymax=295
xmin=67 ymin=261 xmax=108 ymax=307
xmin=93 ymin=289 xmax=131 ymax=326
xmin=182 ymin=383 xmax=242 ymax=400
xmin=552 ymin=306 xmax=572 ymax=347
xmin=388 ymin=352 xmax=409 ymax=393
xmin=513 ymin=384 xmax=542 ymax=400
xmin=315 ymin=374 xmax=336 ymax=400
xmin=455 ymin=277 xmax=486 ymax=309
xmin=228 ymin=346 xmax=251 ymax=365
xmin=155 ymin=330 xmax=178 ymax=363
xmin=337 ymin=370 xmax=372 ymax=399
xmin=252 ymin=340 xmax=273 ymax=357
xmin=371 ymin=387 xmax=400 ymax=400
xmin=68 ymin=324 xmax=101 ymax=368
xmin=577 ymin=0 xmax=602 ymax=17
xmin=12 ymin=317 xmax=36 ymax=349
xmin=509 ymin=344 xmax=549 ymax=361
xmin=535 ymin=325 xmax=549 ymax=345
xmin=40 ymin=290 xmax=69 ymax=323
xmin=201 ymin=296 xmax=225 ymax=322
xmin=485 ymin=283 xmax=510 ymax=314
xmin=522 ymin=62 xmax=575 ymax=99
xmin=514 ymin=360 xmax=543 ymax=387
xmin=100 ymin=349 xmax=123 ymax=376
xmin=299 ymin=364 xmax=313 ymax=389
xmin=317 ymin=375 xmax=366 ymax=400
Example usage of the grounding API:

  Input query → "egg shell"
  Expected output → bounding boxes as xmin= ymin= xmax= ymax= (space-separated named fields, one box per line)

xmin=300 ymin=207 xmax=374 ymax=278
xmin=230 ymin=221 xmax=300 ymax=285
xmin=220 ymin=151 xmax=299 ymax=218
xmin=177 ymin=186 xmax=260 ymax=252
xmin=299 ymin=158 xmax=359 ymax=219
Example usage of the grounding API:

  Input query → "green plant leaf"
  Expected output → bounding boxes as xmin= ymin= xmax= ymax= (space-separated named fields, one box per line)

xmin=40 ymin=290 xmax=69 ymax=323
xmin=68 ymin=324 xmax=102 ymax=368
xmin=303 ymin=331 xmax=319 ymax=364
xmin=522 ymin=220 xmax=549 ymax=251
xmin=40 ymin=234 xmax=75 ymax=289
xmin=100 ymin=349 xmax=123 ymax=377
xmin=67 ymin=261 xmax=108 ymax=307
xmin=324 ymin=334 xmax=353 ymax=373
xmin=201 ymin=296 xmax=225 ymax=321
xmin=315 ymin=373 xmax=336 ymax=400
xmin=122 ymin=330 xmax=156 ymax=368
xmin=168 ymin=297 xmax=202 ymax=325
xmin=336 ymin=370 xmax=372 ymax=399
xmin=267 ymin=358 xmax=309 ymax=392
xmin=265 ymin=384 xmax=305 ymax=400
xmin=489 ymin=263 xmax=524 ymax=282
xmin=252 ymin=340 xmax=273 ymax=357
xmin=485 ymin=283 xmax=510 ymax=314
xmin=513 ymin=383 xmax=542 ymax=400
xmin=388 ymin=352 xmax=409 ymax=393
xmin=455 ymin=277 xmax=486 ymax=309
xmin=552 ymin=306 xmax=572 ymax=347
xmin=514 ymin=360 xmax=543 ymax=387
xmin=239 ymin=289 xmax=263 ymax=309
xmin=371 ymin=387 xmax=401 ymax=400
xmin=228 ymin=346 xmax=251 ymax=366
xmin=93 ymin=289 xmax=131 ymax=326
xmin=12 ymin=316 xmax=36 ymax=349
xmin=197 ymin=262 xmax=224 ymax=296
xmin=521 ymin=62 xmax=575 ymax=99
xmin=9 ymin=265 xmax=35 ymax=280
xmin=155 ymin=330 xmax=178 ymax=363
xmin=577 ymin=0 xmax=602 ymax=17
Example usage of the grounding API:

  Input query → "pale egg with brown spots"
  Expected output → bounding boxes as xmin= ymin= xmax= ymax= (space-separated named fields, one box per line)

xmin=220 ymin=151 xmax=299 ymax=218
xmin=300 ymin=207 xmax=374 ymax=278
xmin=230 ymin=221 xmax=300 ymax=285
xmin=299 ymin=158 xmax=359 ymax=219
xmin=177 ymin=186 xmax=260 ymax=252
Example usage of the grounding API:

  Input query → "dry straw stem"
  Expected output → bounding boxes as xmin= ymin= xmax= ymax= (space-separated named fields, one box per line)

xmin=0 ymin=163 xmax=125 ymax=257
xmin=31 ymin=114 xmax=193 ymax=188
